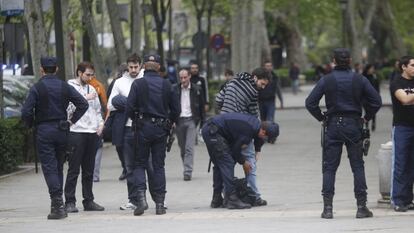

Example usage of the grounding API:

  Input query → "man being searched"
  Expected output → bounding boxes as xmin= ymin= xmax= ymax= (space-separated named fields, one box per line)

xmin=126 ymin=54 xmax=180 ymax=216
xmin=201 ymin=113 xmax=279 ymax=209
xmin=176 ymin=68 xmax=205 ymax=181
xmin=305 ymin=48 xmax=382 ymax=219
xmin=64 ymin=62 xmax=105 ymax=213
xmin=21 ymin=57 xmax=88 ymax=220
xmin=390 ymin=55 xmax=414 ymax=212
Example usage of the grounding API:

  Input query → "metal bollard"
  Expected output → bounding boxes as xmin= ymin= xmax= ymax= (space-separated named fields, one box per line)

xmin=376 ymin=141 xmax=392 ymax=205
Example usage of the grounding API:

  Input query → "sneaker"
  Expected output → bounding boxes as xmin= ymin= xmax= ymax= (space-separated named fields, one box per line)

xmin=183 ymin=175 xmax=192 ymax=181
xmin=65 ymin=202 xmax=79 ymax=213
xmin=407 ymin=202 xmax=414 ymax=210
xmin=93 ymin=178 xmax=100 ymax=182
xmin=252 ymin=198 xmax=267 ymax=207
xmin=83 ymin=201 xmax=105 ymax=211
xmin=120 ymin=202 xmax=137 ymax=210
xmin=394 ymin=205 xmax=408 ymax=212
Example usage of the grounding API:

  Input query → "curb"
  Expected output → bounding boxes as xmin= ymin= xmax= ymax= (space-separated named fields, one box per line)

xmin=0 ymin=164 xmax=35 ymax=180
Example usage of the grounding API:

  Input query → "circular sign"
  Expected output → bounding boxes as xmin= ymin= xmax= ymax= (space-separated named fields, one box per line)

xmin=210 ymin=34 xmax=225 ymax=51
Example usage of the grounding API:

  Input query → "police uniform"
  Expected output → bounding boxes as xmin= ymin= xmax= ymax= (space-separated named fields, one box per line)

xmin=126 ymin=54 xmax=180 ymax=216
xmin=21 ymin=57 xmax=88 ymax=219
xmin=305 ymin=48 xmax=382 ymax=219
xmin=201 ymin=113 xmax=279 ymax=209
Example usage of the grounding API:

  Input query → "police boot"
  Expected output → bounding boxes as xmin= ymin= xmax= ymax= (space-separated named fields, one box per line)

xmin=321 ymin=197 xmax=333 ymax=219
xmin=47 ymin=197 xmax=67 ymax=220
xmin=133 ymin=191 xmax=147 ymax=216
xmin=226 ymin=192 xmax=251 ymax=209
xmin=210 ymin=192 xmax=224 ymax=208
xmin=356 ymin=205 xmax=373 ymax=218
xmin=156 ymin=203 xmax=167 ymax=215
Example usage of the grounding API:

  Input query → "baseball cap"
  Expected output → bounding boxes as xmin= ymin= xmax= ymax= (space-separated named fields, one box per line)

xmin=333 ymin=48 xmax=351 ymax=61
xmin=41 ymin=57 xmax=57 ymax=67
xmin=264 ymin=121 xmax=279 ymax=143
xmin=143 ymin=54 xmax=161 ymax=64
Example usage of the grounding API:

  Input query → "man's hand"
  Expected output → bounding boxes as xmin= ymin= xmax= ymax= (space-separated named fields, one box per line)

xmin=85 ymin=93 xmax=97 ymax=100
xmin=96 ymin=124 xmax=104 ymax=136
xmin=242 ymin=161 xmax=252 ymax=175
xmin=255 ymin=152 xmax=260 ymax=161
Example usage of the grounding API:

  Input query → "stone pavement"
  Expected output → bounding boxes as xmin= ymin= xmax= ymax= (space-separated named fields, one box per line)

xmin=1 ymin=83 xmax=413 ymax=233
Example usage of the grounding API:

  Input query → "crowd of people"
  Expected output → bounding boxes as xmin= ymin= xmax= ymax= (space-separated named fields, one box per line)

xmin=20 ymin=48 xmax=414 ymax=220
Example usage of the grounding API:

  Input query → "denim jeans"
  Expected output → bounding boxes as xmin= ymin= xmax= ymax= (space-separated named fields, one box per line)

xmin=242 ymin=141 xmax=260 ymax=199
xmin=259 ymin=99 xmax=276 ymax=122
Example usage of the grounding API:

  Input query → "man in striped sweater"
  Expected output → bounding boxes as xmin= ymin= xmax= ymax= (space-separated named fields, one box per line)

xmin=214 ymin=68 xmax=270 ymax=207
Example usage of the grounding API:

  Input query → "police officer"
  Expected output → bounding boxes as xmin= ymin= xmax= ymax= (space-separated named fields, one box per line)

xmin=21 ymin=57 xmax=88 ymax=220
xmin=126 ymin=54 xmax=180 ymax=216
xmin=305 ymin=48 xmax=382 ymax=219
xmin=201 ymin=113 xmax=279 ymax=209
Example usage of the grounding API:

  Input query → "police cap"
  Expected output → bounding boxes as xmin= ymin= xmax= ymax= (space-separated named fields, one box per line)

xmin=333 ymin=48 xmax=351 ymax=62
xmin=41 ymin=57 xmax=57 ymax=67
xmin=264 ymin=121 xmax=279 ymax=143
xmin=143 ymin=54 xmax=161 ymax=64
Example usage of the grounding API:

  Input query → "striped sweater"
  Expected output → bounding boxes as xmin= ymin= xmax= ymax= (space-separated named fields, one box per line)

xmin=215 ymin=72 xmax=259 ymax=116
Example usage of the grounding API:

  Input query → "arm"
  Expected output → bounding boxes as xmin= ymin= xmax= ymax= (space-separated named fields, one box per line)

xmin=107 ymin=79 xmax=121 ymax=112
xmin=21 ymin=87 xmax=37 ymax=128
xmin=305 ymin=78 xmax=325 ymax=121
xmin=394 ymin=89 xmax=414 ymax=105
xmin=362 ymin=77 xmax=382 ymax=121
xmin=232 ymin=137 xmax=250 ymax=165
xmin=274 ymin=74 xmax=284 ymax=108
xmin=126 ymin=80 xmax=139 ymax=120
xmin=169 ymin=83 xmax=181 ymax=123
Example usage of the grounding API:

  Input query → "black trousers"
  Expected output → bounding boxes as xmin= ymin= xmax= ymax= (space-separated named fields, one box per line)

xmin=64 ymin=132 xmax=98 ymax=204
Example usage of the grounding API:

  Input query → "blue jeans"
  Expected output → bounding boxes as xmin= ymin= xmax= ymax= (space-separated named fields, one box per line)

xmin=242 ymin=141 xmax=260 ymax=199
xmin=391 ymin=126 xmax=414 ymax=206
xmin=259 ymin=99 xmax=275 ymax=122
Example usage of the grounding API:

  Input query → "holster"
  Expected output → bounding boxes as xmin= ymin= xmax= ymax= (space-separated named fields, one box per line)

xmin=58 ymin=120 xmax=70 ymax=132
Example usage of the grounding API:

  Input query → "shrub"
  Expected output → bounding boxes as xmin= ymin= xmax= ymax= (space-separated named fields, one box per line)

xmin=0 ymin=118 xmax=26 ymax=175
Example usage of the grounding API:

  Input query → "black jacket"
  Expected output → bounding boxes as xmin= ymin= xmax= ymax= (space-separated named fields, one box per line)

xmin=177 ymin=83 xmax=206 ymax=125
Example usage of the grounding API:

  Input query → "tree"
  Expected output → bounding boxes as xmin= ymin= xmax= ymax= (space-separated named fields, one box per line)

xmin=192 ymin=0 xmax=207 ymax=68
xmin=151 ymin=0 xmax=170 ymax=65
xmin=131 ymin=0 xmax=142 ymax=54
xmin=80 ymin=0 xmax=108 ymax=84
xmin=206 ymin=0 xmax=215 ymax=79
xmin=106 ymin=0 xmax=127 ymax=64
xmin=24 ymin=0 xmax=48 ymax=81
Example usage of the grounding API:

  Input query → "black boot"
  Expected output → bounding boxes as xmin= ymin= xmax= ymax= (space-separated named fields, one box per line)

xmin=356 ymin=205 xmax=373 ymax=218
xmin=133 ymin=191 xmax=148 ymax=216
xmin=226 ymin=193 xmax=251 ymax=209
xmin=156 ymin=203 xmax=167 ymax=215
xmin=321 ymin=197 xmax=333 ymax=219
xmin=47 ymin=197 xmax=67 ymax=220
xmin=210 ymin=192 xmax=224 ymax=208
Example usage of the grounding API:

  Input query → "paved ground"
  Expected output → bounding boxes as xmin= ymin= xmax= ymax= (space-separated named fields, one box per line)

xmin=1 ymin=84 xmax=414 ymax=233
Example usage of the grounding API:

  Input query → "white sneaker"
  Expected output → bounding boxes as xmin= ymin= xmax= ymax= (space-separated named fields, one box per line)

xmin=120 ymin=202 xmax=136 ymax=210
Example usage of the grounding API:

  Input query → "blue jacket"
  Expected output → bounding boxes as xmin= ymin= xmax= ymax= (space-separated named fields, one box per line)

xmin=210 ymin=113 xmax=264 ymax=165
xmin=305 ymin=67 xmax=382 ymax=122
xmin=109 ymin=95 xmax=128 ymax=146
xmin=21 ymin=74 xmax=88 ymax=127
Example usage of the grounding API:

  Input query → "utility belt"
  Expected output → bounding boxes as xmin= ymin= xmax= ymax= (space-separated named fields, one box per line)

xmin=134 ymin=113 xmax=172 ymax=131
xmin=37 ymin=119 xmax=70 ymax=132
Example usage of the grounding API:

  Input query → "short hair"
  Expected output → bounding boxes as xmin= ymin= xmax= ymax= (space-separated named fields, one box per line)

xmin=43 ymin=67 xmax=57 ymax=74
xmin=76 ymin=62 xmax=94 ymax=75
xmin=224 ymin=69 xmax=234 ymax=76
xmin=127 ymin=53 xmax=142 ymax=64
xmin=252 ymin=67 xmax=270 ymax=80
xmin=179 ymin=68 xmax=190 ymax=76
xmin=399 ymin=55 xmax=414 ymax=72
xmin=263 ymin=60 xmax=272 ymax=65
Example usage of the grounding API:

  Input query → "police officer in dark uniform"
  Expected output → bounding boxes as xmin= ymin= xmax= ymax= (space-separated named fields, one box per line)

xmin=21 ymin=57 xmax=88 ymax=220
xmin=126 ymin=54 xmax=180 ymax=216
xmin=305 ymin=48 xmax=382 ymax=219
xmin=201 ymin=113 xmax=279 ymax=209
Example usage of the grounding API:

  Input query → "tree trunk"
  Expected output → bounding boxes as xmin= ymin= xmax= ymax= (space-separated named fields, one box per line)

xmin=206 ymin=0 xmax=214 ymax=80
xmin=106 ymin=0 xmax=127 ymax=64
xmin=131 ymin=0 xmax=142 ymax=54
xmin=345 ymin=0 xmax=362 ymax=64
xmin=0 ymin=25 xmax=3 ymax=118
xmin=61 ymin=0 xmax=73 ymax=79
xmin=151 ymin=0 xmax=170 ymax=66
xmin=81 ymin=0 xmax=108 ymax=84
xmin=24 ymin=0 xmax=48 ymax=81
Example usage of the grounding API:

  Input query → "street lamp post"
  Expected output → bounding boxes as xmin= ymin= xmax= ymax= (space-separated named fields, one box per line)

xmin=338 ymin=0 xmax=348 ymax=47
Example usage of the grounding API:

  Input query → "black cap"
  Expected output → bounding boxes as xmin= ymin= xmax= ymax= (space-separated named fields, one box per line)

xmin=333 ymin=48 xmax=351 ymax=61
xmin=264 ymin=121 xmax=279 ymax=143
xmin=143 ymin=54 xmax=161 ymax=64
xmin=41 ymin=57 xmax=57 ymax=67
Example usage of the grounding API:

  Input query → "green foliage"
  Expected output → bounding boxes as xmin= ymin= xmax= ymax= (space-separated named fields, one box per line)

xmin=207 ymin=79 xmax=225 ymax=112
xmin=376 ymin=66 xmax=394 ymax=82
xmin=0 ymin=118 xmax=26 ymax=175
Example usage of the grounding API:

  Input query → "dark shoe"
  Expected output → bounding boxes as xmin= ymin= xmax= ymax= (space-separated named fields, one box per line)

xmin=226 ymin=193 xmax=251 ymax=209
xmin=156 ymin=203 xmax=167 ymax=215
xmin=394 ymin=205 xmax=408 ymax=212
xmin=48 ymin=197 xmax=67 ymax=220
xmin=183 ymin=175 xmax=191 ymax=181
xmin=252 ymin=198 xmax=267 ymax=207
xmin=83 ymin=201 xmax=105 ymax=211
xmin=356 ymin=205 xmax=373 ymax=218
xmin=133 ymin=192 xmax=148 ymax=216
xmin=406 ymin=202 xmax=414 ymax=210
xmin=321 ymin=205 xmax=333 ymax=219
xmin=118 ymin=171 xmax=127 ymax=181
xmin=210 ymin=192 xmax=224 ymax=208
xmin=65 ymin=202 xmax=79 ymax=213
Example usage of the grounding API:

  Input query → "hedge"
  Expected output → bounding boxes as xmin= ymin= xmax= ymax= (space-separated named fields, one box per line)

xmin=0 ymin=118 xmax=33 ymax=175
